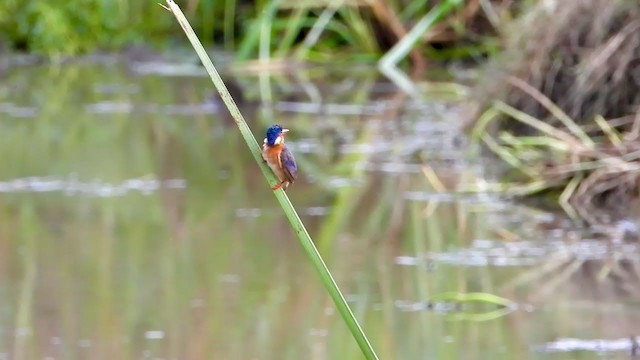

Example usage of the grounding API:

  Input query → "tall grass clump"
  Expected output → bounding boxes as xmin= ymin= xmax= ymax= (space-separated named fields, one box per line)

xmin=479 ymin=0 xmax=640 ymax=131
xmin=0 ymin=0 xmax=169 ymax=56
xmin=472 ymin=0 xmax=640 ymax=224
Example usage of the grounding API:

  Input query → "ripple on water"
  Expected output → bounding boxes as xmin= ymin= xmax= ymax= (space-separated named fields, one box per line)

xmin=235 ymin=206 xmax=330 ymax=218
xmin=144 ymin=331 xmax=165 ymax=340
xmin=84 ymin=102 xmax=219 ymax=115
xmin=537 ymin=337 xmax=638 ymax=354
xmin=0 ymin=176 xmax=186 ymax=197
xmin=396 ymin=239 xmax=640 ymax=267
xmin=0 ymin=103 xmax=39 ymax=118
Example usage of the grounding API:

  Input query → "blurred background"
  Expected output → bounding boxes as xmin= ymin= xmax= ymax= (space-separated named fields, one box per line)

xmin=1 ymin=0 xmax=639 ymax=359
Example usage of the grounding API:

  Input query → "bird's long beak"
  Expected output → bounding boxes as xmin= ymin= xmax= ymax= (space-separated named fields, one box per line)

xmin=281 ymin=129 xmax=290 ymax=135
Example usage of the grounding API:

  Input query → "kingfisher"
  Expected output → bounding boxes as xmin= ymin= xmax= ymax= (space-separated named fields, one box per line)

xmin=261 ymin=124 xmax=298 ymax=190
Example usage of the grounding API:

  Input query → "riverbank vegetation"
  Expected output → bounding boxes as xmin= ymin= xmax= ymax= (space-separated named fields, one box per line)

xmin=1 ymin=0 xmax=520 ymax=61
xmin=472 ymin=0 xmax=640 ymax=223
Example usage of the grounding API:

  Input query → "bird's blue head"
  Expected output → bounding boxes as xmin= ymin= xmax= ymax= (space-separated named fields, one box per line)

xmin=265 ymin=124 xmax=289 ymax=146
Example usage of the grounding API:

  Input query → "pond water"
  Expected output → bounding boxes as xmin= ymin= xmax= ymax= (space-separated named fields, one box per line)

xmin=0 ymin=56 xmax=638 ymax=359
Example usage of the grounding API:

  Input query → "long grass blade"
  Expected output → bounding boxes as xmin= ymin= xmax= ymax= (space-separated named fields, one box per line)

xmin=236 ymin=0 xmax=281 ymax=60
xmin=507 ymin=76 xmax=594 ymax=147
xmin=161 ymin=2 xmax=379 ymax=359
xmin=492 ymin=101 xmax=584 ymax=148
xmin=379 ymin=0 xmax=463 ymax=69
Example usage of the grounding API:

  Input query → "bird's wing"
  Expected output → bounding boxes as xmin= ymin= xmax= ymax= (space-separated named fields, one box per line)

xmin=280 ymin=146 xmax=298 ymax=182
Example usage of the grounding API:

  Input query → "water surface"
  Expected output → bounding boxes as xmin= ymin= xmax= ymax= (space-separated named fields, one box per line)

xmin=0 ymin=57 xmax=638 ymax=359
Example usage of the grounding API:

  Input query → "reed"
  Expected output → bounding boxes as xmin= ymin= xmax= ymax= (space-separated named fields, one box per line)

xmin=161 ymin=1 xmax=379 ymax=358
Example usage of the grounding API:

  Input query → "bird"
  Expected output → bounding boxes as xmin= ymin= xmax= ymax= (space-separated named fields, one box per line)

xmin=261 ymin=124 xmax=298 ymax=191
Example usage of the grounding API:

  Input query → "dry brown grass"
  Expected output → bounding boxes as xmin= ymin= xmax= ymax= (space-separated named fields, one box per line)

xmin=472 ymin=0 xmax=640 ymax=224
xmin=489 ymin=0 xmax=640 ymax=131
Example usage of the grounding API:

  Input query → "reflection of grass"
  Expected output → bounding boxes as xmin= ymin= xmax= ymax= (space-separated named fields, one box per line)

xmin=350 ymin=193 xmax=520 ymax=357
xmin=501 ymin=232 xmax=640 ymax=304
xmin=0 ymin=61 xmax=298 ymax=357
xmin=13 ymin=206 xmax=37 ymax=360
xmin=311 ymin=135 xmax=514 ymax=354
xmin=0 ymin=31 xmax=573 ymax=360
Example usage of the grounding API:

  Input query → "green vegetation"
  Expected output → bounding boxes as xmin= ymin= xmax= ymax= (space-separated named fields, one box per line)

xmin=1 ymin=0 xmax=516 ymax=60
xmin=2 ymin=0 xmax=638 ymax=358
xmin=0 ymin=0 xmax=174 ymax=56
xmin=471 ymin=0 xmax=640 ymax=223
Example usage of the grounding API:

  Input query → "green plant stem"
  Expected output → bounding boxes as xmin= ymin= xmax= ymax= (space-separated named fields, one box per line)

xmin=379 ymin=0 xmax=463 ymax=68
xmin=377 ymin=0 xmax=462 ymax=95
xmin=161 ymin=1 xmax=379 ymax=359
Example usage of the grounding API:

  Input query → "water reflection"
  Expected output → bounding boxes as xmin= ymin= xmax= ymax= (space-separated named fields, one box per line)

xmin=0 ymin=57 xmax=638 ymax=359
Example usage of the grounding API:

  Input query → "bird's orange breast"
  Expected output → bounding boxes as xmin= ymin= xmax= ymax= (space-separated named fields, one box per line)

xmin=262 ymin=145 xmax=286 ymax=180
xmin=262 ymin=144 xmax=282 ymax=164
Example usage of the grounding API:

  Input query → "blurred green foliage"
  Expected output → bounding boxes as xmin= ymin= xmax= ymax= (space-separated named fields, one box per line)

xmin=0 ymin=0 xmax=508 ymax=60
xmin=0 ymin=0 xmax=211 ymax=56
